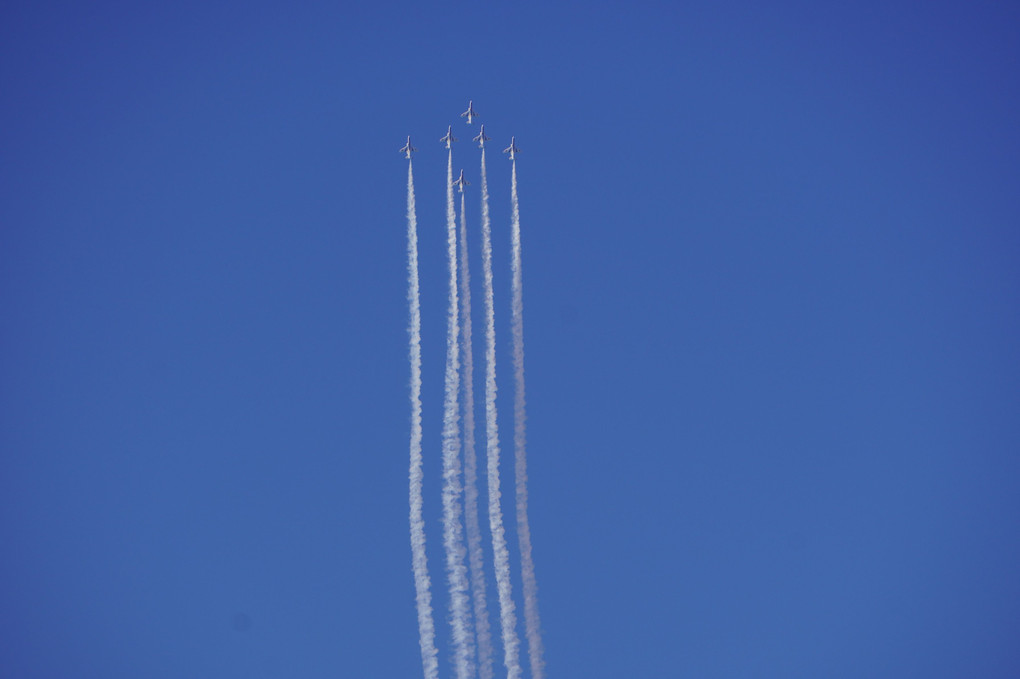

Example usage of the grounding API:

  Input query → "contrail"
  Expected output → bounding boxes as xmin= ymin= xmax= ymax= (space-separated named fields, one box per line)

xmin=510 ymin=159 xmax=545 ymax=679
xmin=481 ymin=147 xmax=523 ymax=679
xmin=407 ymin=159 xmax=439 ymax=679
xmin=459 ymin=189 xmax=495 ymax=679
xmin=442 ymin=148 xmax=475 ymax=679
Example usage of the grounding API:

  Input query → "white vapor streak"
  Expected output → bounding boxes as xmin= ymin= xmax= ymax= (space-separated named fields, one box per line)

xmin=407 ymin=160 xmax=439 ymax=679
xmin=443 ymin=148 xmax=475 ymax=679
xmin=459 ymin=190 xmax=495 ymax=679
xmin=510 ymin=160 xmax=545 ymax=679
xmin=481 ymin=147 xmax=523 ymax=679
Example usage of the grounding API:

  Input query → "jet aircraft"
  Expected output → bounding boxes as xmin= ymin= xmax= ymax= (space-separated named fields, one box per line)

xmin=399 ymin=136 xmax=417 ymax=159
xmin=452 ymin=170 xmax=470 ymax=192
xmin=472 ymin=125 xmax=491 ymax=148
xmin=460 ymin=100 xmax=478 ymax=124
xmin=440 ymin=126 xmax=457 ymax=149
xmin=503 ymin=136 xmax=520 ymax=160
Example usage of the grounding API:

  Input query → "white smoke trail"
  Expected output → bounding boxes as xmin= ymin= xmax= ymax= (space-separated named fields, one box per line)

xmin=481 ymin=147 xmax=523 ymax=679
xmin=407 ymin=159 xmax=439 ymax=679
xmin=443 ymin=148 xmax=475 ymax=679
xmin=510 ymin=160 xmax=545 ymax=679
xmin=459 ymin=190 xmax=495 ymax=679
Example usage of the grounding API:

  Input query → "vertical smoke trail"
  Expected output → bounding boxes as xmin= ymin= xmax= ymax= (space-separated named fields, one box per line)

xmin=510 ymin=160 xmax=545 ymax=679
xmin=480 ymin=147 xmax=523 ymax=679
xmin=459 ymin=190 xmax=495 ymax=679
xmin=443 ymin=149 xmax=475 ymax=679
xmin=407 ymin=160 xmax=439 ymax=679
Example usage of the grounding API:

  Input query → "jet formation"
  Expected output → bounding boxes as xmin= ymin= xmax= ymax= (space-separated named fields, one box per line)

xmin=402 ymin=97 xmax=542 ymax=679
xmin=399 ymin=101 xmax=518 ymax=160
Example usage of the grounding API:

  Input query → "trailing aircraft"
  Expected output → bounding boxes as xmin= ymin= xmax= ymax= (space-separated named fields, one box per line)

xmin=472 ymin=125 xmax=491 ymax=148
xmin=503 ymin=136 xmax=520 ymax=160
xmin=440 ymin=126 xmax=457 ymax=149
xmin=399 ymin=136 xmax=417 ymax=158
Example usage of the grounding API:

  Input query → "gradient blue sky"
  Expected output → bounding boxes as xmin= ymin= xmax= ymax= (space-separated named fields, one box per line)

xmin=2 ymin=1 xmax=1019 ymax=677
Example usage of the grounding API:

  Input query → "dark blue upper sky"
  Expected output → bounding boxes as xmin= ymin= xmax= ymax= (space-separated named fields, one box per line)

xmin=2 ymin=1 xmax=1018 ymax=677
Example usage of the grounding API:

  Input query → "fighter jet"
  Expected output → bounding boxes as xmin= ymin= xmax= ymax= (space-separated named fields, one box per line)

xmin=503 ymin=136 xmax=520 ymax=160
xmin=460 ymin=100 xmax=478 ymax=125
xmin=399 ymin=136 xmax=417 ymax=159
xmin=472 ymin=125 xmax=491 ymax=148
xmin=440 ymin=126 xmax=457 ymax=149
xmin=452 ymin=170 xmax=470 ymax=192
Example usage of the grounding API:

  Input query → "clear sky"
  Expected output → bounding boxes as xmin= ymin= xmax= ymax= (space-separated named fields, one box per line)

xmin=2 ymin=1 xmax=1019 ymax=677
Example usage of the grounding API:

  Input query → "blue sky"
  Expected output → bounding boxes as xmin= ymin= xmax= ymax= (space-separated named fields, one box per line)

xmin=2 ymin=1 xmax=1019 ymax=677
